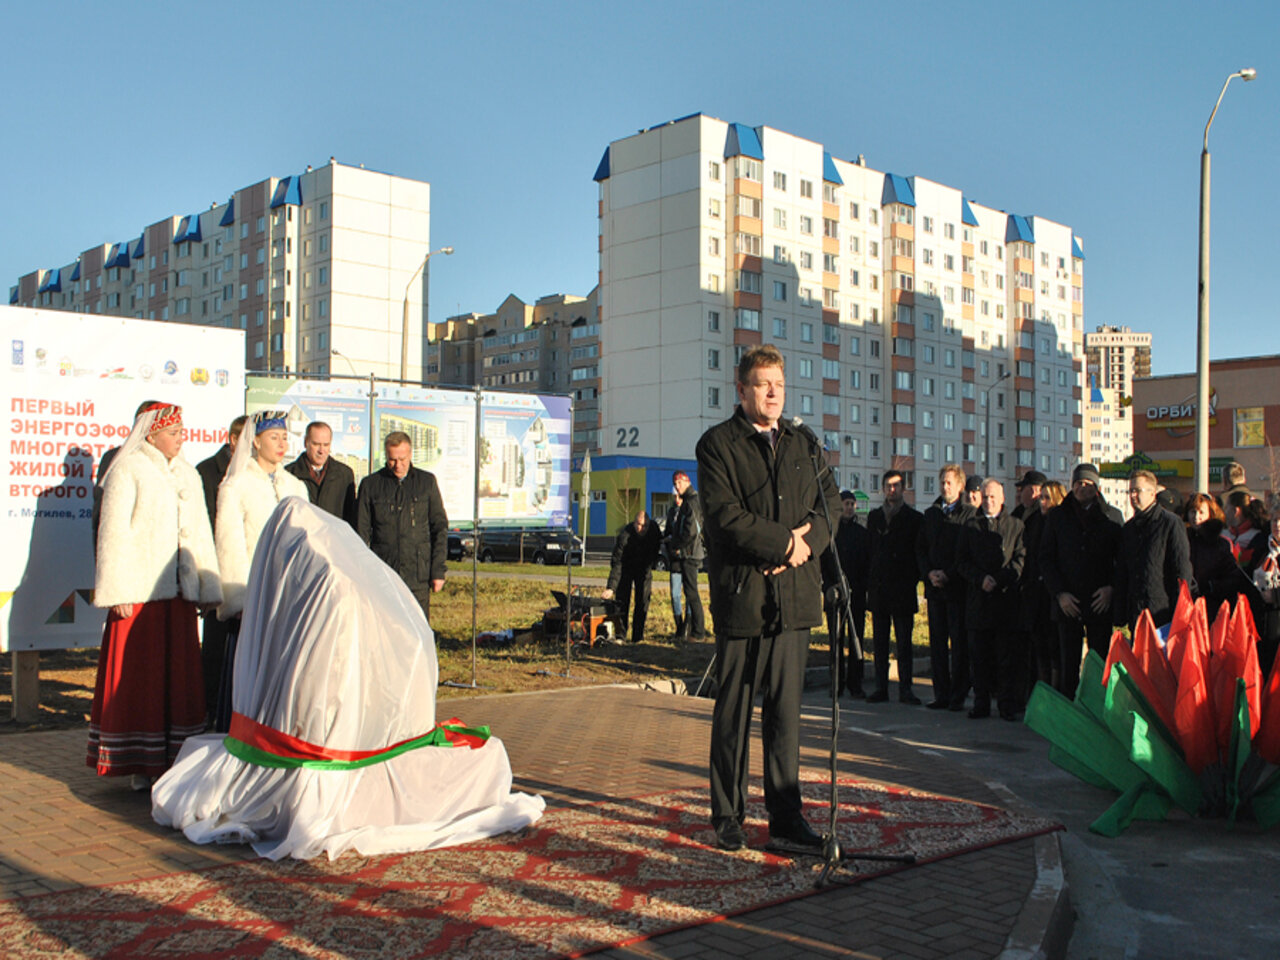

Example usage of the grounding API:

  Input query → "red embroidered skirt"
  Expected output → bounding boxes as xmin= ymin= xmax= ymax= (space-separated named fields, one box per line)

xmin=86 ymin=598 xmax=207 ymax=777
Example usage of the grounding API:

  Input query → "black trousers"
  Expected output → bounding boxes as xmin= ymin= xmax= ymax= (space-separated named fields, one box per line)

xmin=969 ymin=627 xmax=1019 ymax=715
xmin=1056 ymin=615 xmax=1112 ymax=698
xmin=200 ymin=611 xmax=232 ymax=718
xmin=615 ymin=568 xmax=653 ymax=641
xmin=925 ymin=595 xmax=968 ymax=707
xmin=825 ymin=600 xmax=865 ymax=692
xmin=709 ymin=629 xmax=809 ymax=829
xmin=410 ymin=585 xmax=432 ymax=621
xmin=676 ymin=558 xmax=706 ymax=637
xmin=872 ymin=610 xmax=915 ymax=695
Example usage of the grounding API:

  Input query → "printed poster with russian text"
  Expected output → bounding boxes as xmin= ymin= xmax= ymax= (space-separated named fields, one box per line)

xmin=1 ymin=307 xmax=244 ymax=651
xmin=245 ymin=376 xmax=374 ymax=485
xmin=375 ymin=384 xmax=478 ymax=527
xmin=477 ymin=391 xmax=571 ymax=527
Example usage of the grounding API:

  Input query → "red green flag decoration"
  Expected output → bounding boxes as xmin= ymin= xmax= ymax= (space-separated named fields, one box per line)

xmin=1133 ymin=609 xmax=1178 ymax=723
xmin=1165 ymin=580 xmax=1196 ymax=678
xmin=1103 ymin=631 xmax=1178 ymax=738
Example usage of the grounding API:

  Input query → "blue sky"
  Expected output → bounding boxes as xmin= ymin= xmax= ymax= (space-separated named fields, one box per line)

xmin=2 ymin=0 xmax=1274 ymax=376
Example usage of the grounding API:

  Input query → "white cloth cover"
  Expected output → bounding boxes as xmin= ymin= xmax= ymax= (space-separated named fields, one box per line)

xmin=153 ymin=498 xmax=544 ymax=860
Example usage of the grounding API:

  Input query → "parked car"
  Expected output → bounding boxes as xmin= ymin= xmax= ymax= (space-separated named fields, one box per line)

xmin=447 ymin=530 xmax=475 ymax=561
xmin=476 ymin=527 xmax=583 ymax=565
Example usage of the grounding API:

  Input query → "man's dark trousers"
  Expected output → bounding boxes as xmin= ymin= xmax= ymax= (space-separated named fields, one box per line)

xmin=676 ymin=558 xmax=705 ymax=637
xmin=615 ymin=569 xmax=653 ymax=641
xmin=926 ymin=596 xmax=968 ymax=707
xmin=826 ymin=601 xmax=865 ymax=693
xmin=969 ymin=627 xmax=1018 ymax=716
xmin=872 ymin=612 xmax=915 ymax=695
xmin=1057 ymin=615 xmax=1111 ymax=697
xmin=710 ymin=629 xmax=808 ymax=829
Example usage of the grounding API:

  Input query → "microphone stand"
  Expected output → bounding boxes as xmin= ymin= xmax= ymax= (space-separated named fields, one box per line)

xmin=791 ymin=419 xmax=916 ymax=887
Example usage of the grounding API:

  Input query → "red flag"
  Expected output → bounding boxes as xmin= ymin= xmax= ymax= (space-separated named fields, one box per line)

xmin=1227 ymin=599 xmax=1263 ymax=736
xmin=1174 ymin=606 xmax=1219 ymax=774
xmin=1166 ymin=580 xmax=1195 ymax=679
xmin=1256 ymin=619 xmax=1280 ymax=764
xmin=1208 ymin=601 xmax=1235 ymax=755
xmin=1102 ymin=630 xmax=1179 ymax=737
xmin=1133 ymin=609 xmax=1178 ymax=721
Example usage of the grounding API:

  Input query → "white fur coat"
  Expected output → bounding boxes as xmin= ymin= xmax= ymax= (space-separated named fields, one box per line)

xmin=95 ymin=442 xmax=222 ymax=608
xmin=215 ymin=460 xmax=307 ymax=619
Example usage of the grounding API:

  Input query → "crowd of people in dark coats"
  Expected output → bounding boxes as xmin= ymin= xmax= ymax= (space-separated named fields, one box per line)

xmin=822 ymin=459 xmax=1279 ymax=722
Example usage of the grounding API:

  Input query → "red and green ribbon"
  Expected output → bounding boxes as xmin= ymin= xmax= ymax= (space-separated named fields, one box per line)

xmin=224 ymin=712 xmax=491 ymax=770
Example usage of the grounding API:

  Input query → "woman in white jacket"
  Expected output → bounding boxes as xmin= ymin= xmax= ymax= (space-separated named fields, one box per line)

xmin=91 ymin=403 xmax=222 ymax=789
xmin=212 ymin=411 xmax=307 ymax=729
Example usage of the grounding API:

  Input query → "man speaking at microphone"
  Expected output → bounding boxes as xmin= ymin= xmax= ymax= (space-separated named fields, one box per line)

xmin=696 ymin=344 xmax=842 ymax=852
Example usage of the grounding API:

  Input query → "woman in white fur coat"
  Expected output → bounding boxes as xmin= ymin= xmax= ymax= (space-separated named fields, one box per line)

xmin=91 ymin=402 xmax=222 ymax=789
xmin=212 ymin=411 xmax=307 ymax=730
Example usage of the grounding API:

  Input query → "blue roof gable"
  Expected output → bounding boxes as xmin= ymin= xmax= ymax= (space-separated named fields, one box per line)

xmin=8 ymin=287 xmax=17 ymax=305
xmin=69 ymin=261 xmax=80 ymax=282
xmin=822 ymin=152 xmax=843 ymax=185
xmin=132 ymin=235 xmax=145 ymax=260
xmin=961 ymin=197 xmax=979 ymax=227
xmin=1005 ymin=214 xmax=1035 ymax=244
xmin=593 ymin=147 xmax=610 ymax=182
xmin=38 ymin=268 xmax=61 ymax=293
xmin=219 ymin=198 xmax=235 ymax=227
xmin=174 ymin=215 xmax=202 ymax=244
xmin=270 ymin=176 xmax=302 ymax=208
xmin=724 ymin=122 xmax=763 ymax=161
xmin=1072 ymin=236 xmax=1085 ymax=261
xmin=104 ymin=242 xmax=131 ymax=269
xmin=882 ymin=173 xmax=915 ymax=207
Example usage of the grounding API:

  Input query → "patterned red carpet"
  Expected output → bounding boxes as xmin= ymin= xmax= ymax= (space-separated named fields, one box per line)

xmin=0 ymin=776 xmax=1059 ymax=959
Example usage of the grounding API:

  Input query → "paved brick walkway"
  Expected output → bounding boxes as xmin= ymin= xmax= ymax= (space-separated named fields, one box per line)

xmin=0 ymin=686 xmax=1046 ymax=958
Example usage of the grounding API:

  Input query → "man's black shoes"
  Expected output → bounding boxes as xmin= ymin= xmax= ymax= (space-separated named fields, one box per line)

xmin=899 ymin=692 xmax=922 ymax=705
xmin=768 ymin=817 xmax=824 ymax=852
xmin=925 ymin=699 xmax=948 ymax=710
xmin=866 ymin=689 xmax=889 ymax=703
xmin=713 ymin=820 xmax=746 ymax=851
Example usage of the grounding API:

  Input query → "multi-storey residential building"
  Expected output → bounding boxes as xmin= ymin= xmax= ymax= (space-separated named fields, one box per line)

xmin=1084 ymin=381 xmax=1134 ymax=513
xmin=9 ymin=160 xmax=435 ymax=381
xmin=594 ymin=114 xmax=1086 ymax=504
xmin=425 ymin=289 xmax=600 ymax=451
xmin=1085 ymin=324 xmax=1152 ymax=399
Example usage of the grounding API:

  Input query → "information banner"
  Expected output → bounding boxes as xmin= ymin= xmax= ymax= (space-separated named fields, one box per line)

xmin=245 ymin=376 xmax=373 ymax=485
xmin=1 ymin=307 xmax=244 ymax=651
xmin=477 ymin=391 xmax=572 ymax=527
xmin=375 ymin=385 xmax=478 ymax=527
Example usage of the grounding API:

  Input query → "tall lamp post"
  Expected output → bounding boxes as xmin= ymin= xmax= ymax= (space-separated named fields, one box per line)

xmin=401 ymin=245 xmax=454 ymax=383
xmin=1196 ymin=67 xmax=1256 ymax=493
xmin=983 ymin=369 xmax=1011 ymax=477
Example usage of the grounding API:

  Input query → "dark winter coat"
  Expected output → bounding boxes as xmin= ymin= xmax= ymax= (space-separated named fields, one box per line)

xmin=195 ymin=444 xmax=233 ymax=528
xmin=356 ymin=466 xmax=448 ymax=592
xmin=668 ymin=489 xmax=705 ymax=562
xmin=1038 ymin=496 xmax=1124 ymax=622
xmin=1188 ymin=519 xmax=1243 ymax=615
xmin=286 ymin=453 xmax=357 ymax=528
xmin=916 ymin=499 xmax=976 ymax=602
xmin=1018 ymin=507 xmax=1047 ymax=630
xmin=956 ymin=512 xmax=1027 ymax=631
xmin=607 ymin=518 xmax=662 ymax=590
xmin=1119 ymin=502 xmax=1193 ymax=627
xmin=822 ymin=515 xmax=869 ymax=609
xmin=867 ymin=503 xmax=924 ymax=615
xmin=696 ymin=407 xmax=841 ymax=638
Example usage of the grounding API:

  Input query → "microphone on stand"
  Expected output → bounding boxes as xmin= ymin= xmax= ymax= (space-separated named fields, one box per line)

xmin=790 ymin=416 xmax=825 ymax=450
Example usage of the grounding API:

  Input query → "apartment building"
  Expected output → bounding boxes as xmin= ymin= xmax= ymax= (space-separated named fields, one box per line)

xmin=425 ymin=289 xmax=600 ymax=451
xmin=1085 ymin=324 xmax=1152 ymax=399
xmin=9 ymin=160 xmax=434 ymax=381
xmin=594 ymin=114 xmax=1086 ymax=503
xmin=1084 ymin=382 xmax=1135 ymax=512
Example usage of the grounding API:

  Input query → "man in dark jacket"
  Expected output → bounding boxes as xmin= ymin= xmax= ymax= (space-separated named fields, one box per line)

xmin=668 ymin=470 xmax=707 ymax=640
xmin=194 ymin=414 xmax=246 ymax=719
xmin=602 ymin=509 xmax=662 ymax=642
xmin=697 ymin=345 xmax=841 ymax=852
xmin=285 ymin=421 xmax=357 ymax=527
xmin=956 ymin=479 xmax=1026 ymax=720
xmin=867 ymin=470 xmax=924 ymax=703
xmin=1039 ymin=463 xmax=1124 ymax=697
xmin=357 ymin=431 xmax=448 ymax=618
xmin=822 ymin=491 xmax=870 ymax=697
xmin=916 ymin=464 xmax=976 ymax=711
xmin=1120 ymin=469 xmax=1193 ymax=629
xmin=1011 ymin=470 xmax=1047 ymax=706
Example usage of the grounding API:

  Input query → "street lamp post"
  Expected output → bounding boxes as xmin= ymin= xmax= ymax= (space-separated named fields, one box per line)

xmin=1196 ymin=67 xmax=1256 ymax=493
xmin=983 ymin=370 xmax=1011 ymax=478
xmin=400 ymin=246 xmax=454 ymax=383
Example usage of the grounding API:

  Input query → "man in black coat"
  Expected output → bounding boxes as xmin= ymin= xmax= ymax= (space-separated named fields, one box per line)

xmin=602 ymin=509 xmax=662 ymax=642
xmin=867 ymin=470 xmax=924 ymax=703
xmin=1011 ymin=470 xmax=1048 ymax=705
xmin=357 ymin=431 xmax=448 ymax=618
xmin=194 ymin=414 xmax=246 ymax=719
xmin=697 ymin=345 xmax=841 ymax=853
xmin=916 ymin=464 xmax=976 ymax=711
xmin=1039 ymin=463 xmax=1124 ymax=697
xmin=822 ymin=491 xmax=870 ymax=698
xmin=668 ymin=470 xmax=707 ymax=640
xmin=956 ymin=479 xmax=1026 ymax=721
xmin=1119 ymin=469 xmax=1193 ymax=629
xmin=285 ymin=421 xmax=357 ymax=528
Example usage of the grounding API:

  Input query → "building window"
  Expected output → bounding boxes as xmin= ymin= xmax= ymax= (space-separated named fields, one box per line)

xmin=708 ymin=198 xmax=721 ymax=218
xmin=799 ymin=358 xmax=813 ymax=379
xmin=823 ymin=358 xmax=839 ymax=379
xmin=773 ymin=317 xmax=787 ymax=339
xmin=800 ymin=179 xmax=813 ymax=198
xmin=849 ymin=370 xmax=861 ymax=389
xmin=708 ymin=386 xmax=721 ymax=408
xmin=708 ymin=160 xmax=721 ymax=181
xmin=773 ymin=208 xmax=787 ymax=229
xmin=707 ymin=310 xmax=720 ymax=332
xmin=773 ymin=280 xmax=787 ymax=301
xmin=799 ymin=322 xmax=814 ymax=343
xmin=799 ymin=215 xmax=813 ymax=235
xmin=708 ymin=348 xmax=720 ymax=370
xmin=735 ymin=308 xmax=760 ymax=331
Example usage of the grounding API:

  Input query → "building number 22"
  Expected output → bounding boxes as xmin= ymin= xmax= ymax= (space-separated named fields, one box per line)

xmin=615 ymin=427 xmax=639 ymax=448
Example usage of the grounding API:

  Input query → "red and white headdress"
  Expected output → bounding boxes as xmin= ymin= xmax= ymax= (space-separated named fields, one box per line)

xmin=142 ymin=402 xmax=183 ymax=434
